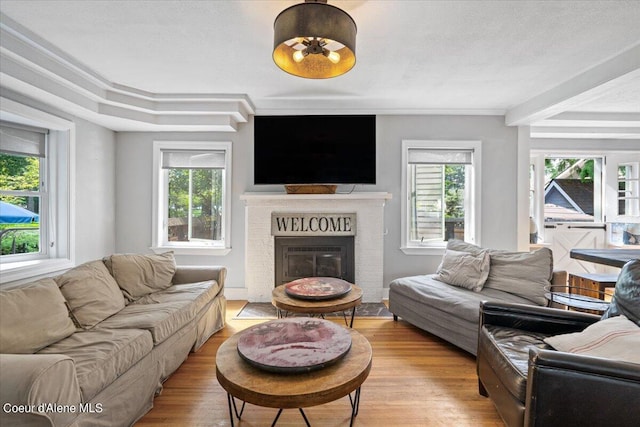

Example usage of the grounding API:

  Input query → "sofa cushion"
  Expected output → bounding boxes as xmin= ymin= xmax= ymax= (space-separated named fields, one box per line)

xmin=481 ymin=324 xmax=552 ymax=401
xmin=446 ymin=240 xmax=553 ymax=305
xmin=134 ymin=280 xmax=222 ymax=315
xmin=484 ymin=248 xmax=553 ymax=306
xmin=0 ymin=278 xmax=76 ymax=354
xmin=97 ymin=299 xmax=196 ymax=345
xmin=390 ymin=275 xmax=535 ymax=324
xmin=434 ymin=249 xmax=490 ymax=292
xmin=544 ymin=315 xmax=640 ymax=364
xmin=107 ymin=252 xmax=176 ymax=302
xmin=38 ymin=328 xmax=153 ymax=401
xmin=56 ymin=260 xmax=126 ymax=329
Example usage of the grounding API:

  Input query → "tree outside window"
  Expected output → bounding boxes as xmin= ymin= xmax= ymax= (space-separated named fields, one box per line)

xmin=167 ymin=168 xmax=223 ymax=243
xmin=152 ymin=141 xmax=231 ymax=254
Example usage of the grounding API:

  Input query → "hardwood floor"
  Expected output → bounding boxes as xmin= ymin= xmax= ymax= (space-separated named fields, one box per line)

xmin=135 ymin=301 xmax=504 ymax=426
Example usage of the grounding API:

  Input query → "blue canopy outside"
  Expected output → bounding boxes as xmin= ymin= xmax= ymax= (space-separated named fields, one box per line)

xmin=0 ymin=201 xmax=39 ymax=224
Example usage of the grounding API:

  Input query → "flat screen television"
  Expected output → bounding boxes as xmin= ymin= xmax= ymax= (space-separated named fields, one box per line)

xmin=254 ymin=115 xmax=376 ymax=185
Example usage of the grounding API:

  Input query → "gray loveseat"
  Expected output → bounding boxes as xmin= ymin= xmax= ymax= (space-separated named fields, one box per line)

xmin=0 ymin=252 xmax=226 ymax=427
xmin=389 ymin=240 xmax=566 ymax=355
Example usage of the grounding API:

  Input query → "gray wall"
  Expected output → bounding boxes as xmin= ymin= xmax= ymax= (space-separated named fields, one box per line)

xmin=377 ymin=115 xmax=518 ymax=285
xmin=115 ymin=114 xmax=519 ymax=291
xmin=115 ymin=123 xmax=254 ymax=289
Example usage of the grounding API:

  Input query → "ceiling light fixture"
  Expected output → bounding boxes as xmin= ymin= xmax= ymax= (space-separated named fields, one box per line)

xmin=273 ymin=0 xmax=357 ymax=79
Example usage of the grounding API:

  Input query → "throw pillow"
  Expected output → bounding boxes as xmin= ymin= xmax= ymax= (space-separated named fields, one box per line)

xmin=601 ymin=259 xmax=640 ymax=325
xmin=483 ymin=247 xmax=553 ymax=306
xmin=544 ymin=315 xmax=640 ymax=364
xmin=56 ymin=260 xmax=126 ymax=329
xmin=434 ymin=249 xmax=490 ymax=292
xmin=446 ymin=239 xmax=485 ymax=255
xmin=0 ymin=278 xmax=76 ymax=353
xmin=109 ymin=252 xmax=176 ymax=301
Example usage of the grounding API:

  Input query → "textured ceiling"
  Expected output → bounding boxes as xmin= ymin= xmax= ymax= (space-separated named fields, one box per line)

xmin=1 ymin=0 xmax=639 ymax=130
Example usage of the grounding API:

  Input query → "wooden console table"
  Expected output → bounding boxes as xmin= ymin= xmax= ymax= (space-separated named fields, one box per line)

xmin=568 ymin=273 xmax=618 ymax=300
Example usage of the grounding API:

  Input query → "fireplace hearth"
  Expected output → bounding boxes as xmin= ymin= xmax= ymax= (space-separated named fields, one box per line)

xmin=275 ymin=236 xmax=355 ymax=286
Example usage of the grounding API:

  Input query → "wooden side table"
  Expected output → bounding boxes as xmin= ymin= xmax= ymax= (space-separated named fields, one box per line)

xmin=568 ymin=273 xmax=618 ymax=300
xmin=272 ymin=284 xmax=363 ymax=327
xmin=216 ymin=327 xmax=372 ymax=427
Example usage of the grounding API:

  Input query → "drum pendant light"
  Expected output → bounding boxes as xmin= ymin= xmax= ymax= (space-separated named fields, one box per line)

xmin=273 ymin=0 xmax=357 ymax=79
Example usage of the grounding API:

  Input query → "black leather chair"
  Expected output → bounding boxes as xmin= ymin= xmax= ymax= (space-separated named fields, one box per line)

xmin=476 ymin=260 xmax=640 ymax=427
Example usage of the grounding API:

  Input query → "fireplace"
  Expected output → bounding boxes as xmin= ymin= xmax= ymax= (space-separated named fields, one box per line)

xmin=240 ymin=192 xmax=391 ymax=302
xmin=274 ymin=236 xmax=355 ymax=286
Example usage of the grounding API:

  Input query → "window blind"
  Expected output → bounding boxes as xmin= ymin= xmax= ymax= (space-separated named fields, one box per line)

xmin=408 ymin=149 xmax=472 ymax=165
xmin=162 ymin=150 xmax=226 ymax=169
xmin=0 ymin=121 xmax=47 ymax=157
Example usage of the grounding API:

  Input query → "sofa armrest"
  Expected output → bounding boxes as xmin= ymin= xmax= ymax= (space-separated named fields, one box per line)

xmin=551 ymin=270 xmax=567 ymax=286
xmin=0 ymin=354 xmax=82 ymax=427
xmin=173 ymin=266 xmax=227 ymax=287
xmin=525 ymin=348 xmax=640 ymax=427
xmin=479 ymin=301 xmax=600 ymax=335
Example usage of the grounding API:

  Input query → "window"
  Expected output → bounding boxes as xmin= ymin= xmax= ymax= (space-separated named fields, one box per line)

xmin=537 ymin=156 xmax=603 ymax=224
xmin=0 ymin=98 xmax=74 ymax=284
xmin=152 ymin=141 xmax=232 ymax=255
xmin=618 ymin=162 xmax=639 ymax=217
xmin=401 ymin=140 xmax=481 ymax=254
xmin=0 ymin=122 xmax=47 ymax=258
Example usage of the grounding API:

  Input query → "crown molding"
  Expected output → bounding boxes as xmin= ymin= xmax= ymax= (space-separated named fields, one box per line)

xmin=0 ymin=13 xmax=254 ymax=131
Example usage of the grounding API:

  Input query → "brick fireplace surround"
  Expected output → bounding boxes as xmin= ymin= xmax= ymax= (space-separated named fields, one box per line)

xmin=240 ymin=192 xmax=392 ymax=302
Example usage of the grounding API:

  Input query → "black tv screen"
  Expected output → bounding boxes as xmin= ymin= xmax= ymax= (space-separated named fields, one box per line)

xmin=254 ymin=115 xmax=376 ymax=185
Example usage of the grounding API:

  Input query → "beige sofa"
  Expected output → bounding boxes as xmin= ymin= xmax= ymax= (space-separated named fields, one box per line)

xmin=0 ymin=252 xmax=226 ymax=427
xmin=389 ymin=240 xmax=567 ymax=355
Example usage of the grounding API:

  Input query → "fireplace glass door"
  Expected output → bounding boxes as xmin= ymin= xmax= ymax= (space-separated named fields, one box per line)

xmin=275 ymin=236 xmax=355 ymax=286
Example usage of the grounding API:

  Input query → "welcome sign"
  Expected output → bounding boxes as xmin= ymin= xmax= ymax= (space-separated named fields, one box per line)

xmin=271 ymin=213 xmax=357 ymax=236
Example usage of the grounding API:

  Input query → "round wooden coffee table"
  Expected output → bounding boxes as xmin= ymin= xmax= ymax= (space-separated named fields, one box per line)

xmin=216 ymin=327 xmax=372 ymax=427
xmin=272 ymin=284 xmax=363 ymax=327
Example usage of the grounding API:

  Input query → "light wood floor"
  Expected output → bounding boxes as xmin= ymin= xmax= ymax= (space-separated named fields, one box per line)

xmin=136 ymin=301 xmax=504 ymax=426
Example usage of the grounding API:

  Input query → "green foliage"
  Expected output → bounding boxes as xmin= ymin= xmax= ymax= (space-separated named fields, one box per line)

xmin=544 ymin=158 xmax=594 ymax=183
xmin=0 ymin=227 xmax=39 ymax=255
xmin=545 ymin=158 xmax=576 ymax=180
xmin=167 ymin=168 xmax=223 ymax=241
xmin=579 ymin=160 xmax=595 ymax=181
xmin=444 ymin=165 xmax=465 ymax=218
xmin=0 ymin=154 xmax=40 ymax=192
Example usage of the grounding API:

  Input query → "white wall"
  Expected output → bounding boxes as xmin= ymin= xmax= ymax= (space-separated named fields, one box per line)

xmin=115 ymin=114 xmax=519 ymax=292
xmin=0 ymin=90 xmax=117 ymax=272
xmin=73 ymin=117 xmax=117 ymax=263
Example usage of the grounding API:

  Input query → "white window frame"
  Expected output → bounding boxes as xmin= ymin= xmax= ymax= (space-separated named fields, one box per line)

xmin=0 ymin=97 xmax=75 ymax=284
xmin=151 ymin=141 xmax=232 ymax=255
xmin=530 ymin=151 xmax=605 ymax=243
xmin=618 ymin=162 xmax=640 ymax=217
xmin=401 ymin=140 xmax=482 ymax=255
xmin=0 ymin=122 xmax=48 ymax=261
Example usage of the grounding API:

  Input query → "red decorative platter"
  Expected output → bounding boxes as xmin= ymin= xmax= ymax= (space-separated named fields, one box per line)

xmin=236 ymin=318 xmax=352 ymax=374
xmin=284 ymin=277 xmax=353 ymax=301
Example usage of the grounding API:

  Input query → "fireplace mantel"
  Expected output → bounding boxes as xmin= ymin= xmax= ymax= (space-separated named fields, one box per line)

xmin=241 ymin=192 xmax=392 ymax=302
xmin=240 ymin=192 xmax=392 ymax=202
